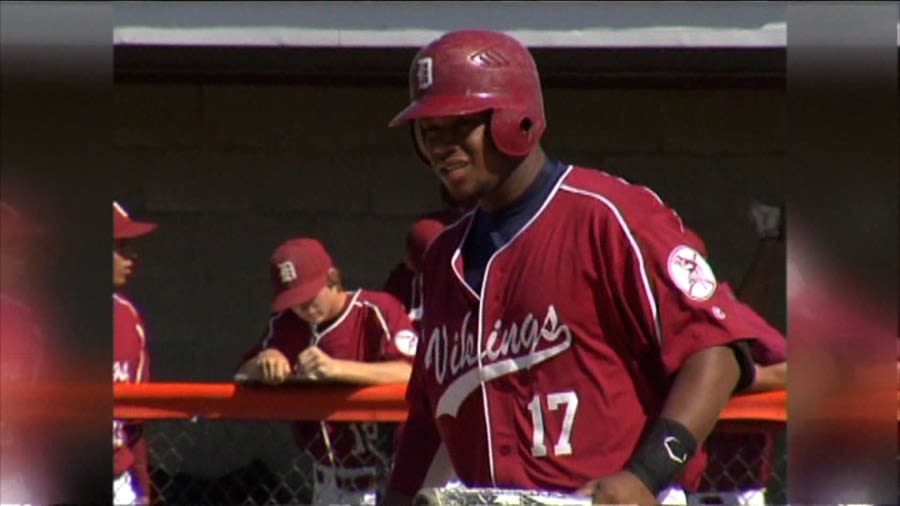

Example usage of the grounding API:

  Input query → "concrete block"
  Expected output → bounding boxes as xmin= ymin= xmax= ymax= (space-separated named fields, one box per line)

xmin=311 ymin=216 xmax=413 ymax=291
xmin=543 ymin=89 xmax=665 ymax=154
xmin=366 ymin=155 xmax=444 ymax=216
xmin=115 ymin=84 xmax=203 ymax=148
xmin=661 ymin=90 xmax=785 ymax=155
xmin=202 ymin=85 xmax=411 ymax=154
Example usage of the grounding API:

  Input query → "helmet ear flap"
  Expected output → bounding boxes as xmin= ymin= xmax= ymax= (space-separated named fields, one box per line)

xmin=490 ymin=108 xmax=541 ymax=158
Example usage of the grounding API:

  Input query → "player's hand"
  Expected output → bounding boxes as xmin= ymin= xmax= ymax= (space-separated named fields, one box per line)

xmin=296 ymin=346 xmax=342 ymax=381
xmin=253 ymin=348 xmax=292 ymax=384
xmin=577 ymin=470 xmax=658 ymax=506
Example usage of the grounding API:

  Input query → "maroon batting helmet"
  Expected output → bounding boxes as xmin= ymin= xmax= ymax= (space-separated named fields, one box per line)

xmin=389 ymin=30 xmax=546 ymax=158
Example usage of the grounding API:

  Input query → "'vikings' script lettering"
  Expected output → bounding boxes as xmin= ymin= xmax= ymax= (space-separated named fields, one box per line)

xmin=425 ymin=306 xmax=572 ymax=385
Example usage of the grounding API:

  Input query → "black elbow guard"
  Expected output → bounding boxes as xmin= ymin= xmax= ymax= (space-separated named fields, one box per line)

xmin=729 ymin=339 xmax=756 ymax=393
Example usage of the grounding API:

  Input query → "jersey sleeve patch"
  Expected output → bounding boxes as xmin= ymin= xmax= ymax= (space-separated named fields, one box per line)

xmin=666 ymin=245 xmax=718 ymax=302
xmin=393 ymin=329 xmax=419 ymax=357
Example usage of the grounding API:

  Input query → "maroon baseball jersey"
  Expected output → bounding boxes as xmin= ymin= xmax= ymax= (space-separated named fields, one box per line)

xmin=383 ymin=264 xmax=426 ymax=334
xmin=717 ymin=282 xmax=785 ymax=366
xmin=382 ymin=263 xmax=415 ymax=315
xmin=240 ymin=289 xmax=418 ymax=469
xmin=389 ymin=165 xmax=764 ymax=495
xmin=113 ymin=293 xmax=151 ymax=497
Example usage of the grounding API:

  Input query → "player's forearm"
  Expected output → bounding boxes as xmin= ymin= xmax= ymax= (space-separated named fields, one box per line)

xmin=659 ymin=345 xmax=741 ymax=443
xmin=623 ymin=346 xmax=742 ymax=495
xmin=746 ymin=362 xmax=787 ymax=392
xmin=333 ymin=360 xmax=412 ymax=384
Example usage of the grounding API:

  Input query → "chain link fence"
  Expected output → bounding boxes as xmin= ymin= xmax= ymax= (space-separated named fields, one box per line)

xmin=145 ymin=420 xmax=397 ymax=505
xmin=140 ymin=419 xmax=786 ymax=505
xmin=698 ymin=429 xmax=787 ymax=504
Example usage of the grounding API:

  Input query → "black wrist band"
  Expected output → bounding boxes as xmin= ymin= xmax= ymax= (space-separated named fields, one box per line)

xmin=625 ymin=417 xmax=698 ymax=495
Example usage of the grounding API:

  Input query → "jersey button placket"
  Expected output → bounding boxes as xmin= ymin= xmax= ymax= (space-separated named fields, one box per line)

xmin=491 ymin=269 xmax=503 ymax=302
xmin=488 ymin=268 xmax=516 ymax=483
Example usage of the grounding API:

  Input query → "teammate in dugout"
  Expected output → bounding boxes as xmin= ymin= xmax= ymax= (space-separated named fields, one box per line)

xmin=382 ymin=30 xmax=776 ymax=506
xmin=383 ymin=212 xmax=455 ymax=329
xmin=383 ymin=185 xmax=472 ymax=323
xmin=113 ymin=201 xmax=158 ymax=505
xmin=235 ymin=237 xmax=419 ymax=506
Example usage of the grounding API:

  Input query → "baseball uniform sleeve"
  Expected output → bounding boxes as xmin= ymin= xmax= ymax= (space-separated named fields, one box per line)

xmin=600 ymin=205 xmax=755 ymax=387
xmin=366 ymin=293 xmax=419 ymax=363
xmin=716 ymin=282 xmax=786 ymax=365
xmin=132 ymin=313 xmax=152 ymax=499
xmin=138 ymin=314 xmax=151 ymax=382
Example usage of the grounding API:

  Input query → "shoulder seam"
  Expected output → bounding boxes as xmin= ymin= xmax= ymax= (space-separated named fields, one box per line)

xmin=559 ymin=184 xmax=662 ymax=344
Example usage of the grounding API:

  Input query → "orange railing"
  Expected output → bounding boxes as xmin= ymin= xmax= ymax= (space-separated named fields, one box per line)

xmin=9 ymin=383 xmax=892 ymax=504
xmin=0 ymin=383 xmax=793 ymax=422
xmin=113 ymin=383 xmax=787 ymax=422
xmin=115 ymin=382 xmax=410 ymax=421
xmin=97 ymin=385 xmax=787 ymax=503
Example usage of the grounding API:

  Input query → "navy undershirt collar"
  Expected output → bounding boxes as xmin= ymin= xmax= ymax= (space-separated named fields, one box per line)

xmin=462 ymin=159 xmax=567 ymax=293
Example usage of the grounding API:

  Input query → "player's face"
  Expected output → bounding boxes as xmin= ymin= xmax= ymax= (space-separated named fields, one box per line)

xmin=290 ymin=285 xmax=341 ymax=325
xmin=415 ymin=112 xmax=508 ymax=204
xmin=113 ymin=240 xmax=136 ymax=288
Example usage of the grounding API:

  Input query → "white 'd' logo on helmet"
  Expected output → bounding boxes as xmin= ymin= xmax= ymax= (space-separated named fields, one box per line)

xmin=278 ymin=261 xmax=298 ymax=284
xmin=416 ymin=57 xmax=434 ymax=90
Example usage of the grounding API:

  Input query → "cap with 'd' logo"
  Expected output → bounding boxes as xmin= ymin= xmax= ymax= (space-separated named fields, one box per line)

xmin=270 ymin=238 xmax=333 ymax=312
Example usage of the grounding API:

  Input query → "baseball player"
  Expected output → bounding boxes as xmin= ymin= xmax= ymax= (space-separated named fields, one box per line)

xmin=382 ymin=211 xmax=457 ymax=326
xmin=1 ymin=200 xmax=48 ymax=505
xmin=113 ymin=201 xmax=157 ymax=505
xmin=382 ymin=30 xmax=777 ymax=506
xmin=236 ymin=237 xmax=418 ymax=506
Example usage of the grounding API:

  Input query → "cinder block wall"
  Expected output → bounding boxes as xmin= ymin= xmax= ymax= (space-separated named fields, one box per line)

xmin=115 ymin=83 xmax=786 ymax=384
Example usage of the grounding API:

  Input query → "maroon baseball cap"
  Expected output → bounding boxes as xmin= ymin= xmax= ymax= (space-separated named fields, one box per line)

xmin=113 ymin=201 xmax=157 ymax=239
xmin=270 ymin=238 xmax=334 ymax=312
xmin=406 ymin=211 xmax=455 ymax=271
